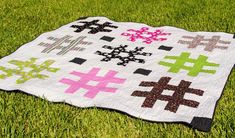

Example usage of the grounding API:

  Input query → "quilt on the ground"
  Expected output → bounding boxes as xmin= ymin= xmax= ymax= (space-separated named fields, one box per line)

xmin=0 ymin=16 xmax=234 ymax=132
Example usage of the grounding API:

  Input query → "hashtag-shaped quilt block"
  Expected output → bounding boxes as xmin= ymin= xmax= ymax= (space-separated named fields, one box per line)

xmin=38 ymin=35 xmax=92 ymax=55
xmin=131 ymin=77 xmax=204 ymax=112
xmin=95 ymin=44 xmax=152 ymax=66
xmin=60 ymin=68 xmax=126 ymax=98
xmin=178 ymin=35 xmax=231 ymax=52
xmin=71 ymin=20 xmax=118 ymax=34
xmin=121 ymin=27 xmax=171 ymax=44
xmin=159 ymin=52 xmax=219 ymax=76
xmin=0 ymin=58 xmax=60 ymax=84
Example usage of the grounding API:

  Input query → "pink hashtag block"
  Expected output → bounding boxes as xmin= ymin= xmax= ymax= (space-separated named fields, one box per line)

xmin=59 ymin=68 xmax=126 ymax=98
xmin=121 ymin=27 xmax=171 ymax=44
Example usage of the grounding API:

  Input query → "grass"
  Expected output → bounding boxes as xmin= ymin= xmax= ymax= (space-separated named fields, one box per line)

xmin=0 ymin=0 xmax=234 ymax=137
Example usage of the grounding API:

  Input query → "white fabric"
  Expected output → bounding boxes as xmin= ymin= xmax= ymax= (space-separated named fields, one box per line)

xmin=0 ymin=16 xmax=234 ymax=131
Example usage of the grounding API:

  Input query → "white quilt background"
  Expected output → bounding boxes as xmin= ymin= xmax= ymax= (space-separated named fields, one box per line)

xmin=0 ymin=16 xmax=234 ymax=131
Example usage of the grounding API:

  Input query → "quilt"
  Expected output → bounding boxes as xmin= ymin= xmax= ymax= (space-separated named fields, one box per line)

xmin=0 ymin=16 xmax=234 ymax=132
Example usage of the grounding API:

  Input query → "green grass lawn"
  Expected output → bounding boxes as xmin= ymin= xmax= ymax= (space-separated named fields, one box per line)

xmin=0 ymin=0 xmax=234 ymax=137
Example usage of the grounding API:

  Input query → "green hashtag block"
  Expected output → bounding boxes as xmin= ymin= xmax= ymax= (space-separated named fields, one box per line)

xmin=159 ymin=52 xmax=219 ymax=76
xmin=0 ymin=58 xmax=60 ymax=84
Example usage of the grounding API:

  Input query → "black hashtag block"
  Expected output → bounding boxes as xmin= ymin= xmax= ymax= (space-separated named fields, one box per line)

xmin=96 ymin=45 xmax=152 ymax=66
xmin=158 ymin=45 xmax=173 ymax=51
xmin=70 ymin=58 xmax=86 ymax=65
xmin=134 ymin=68 xmax=152 ymax=76
xmin=100 ymin=36 xmax=115 ymax=42
xmin=71 ymin=20 xmax=118 ymax=34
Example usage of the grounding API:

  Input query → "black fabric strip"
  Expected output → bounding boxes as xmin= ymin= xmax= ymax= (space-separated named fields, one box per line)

xmin=134 ymin=68 xmax=152 ymax=76
xmin=158 ymin=45 xmax=173 ymax=51
xmin=190 ymin=117 xmax=212 ymax=132
xmin=100 ymin=36 xmax=115 ymax=42
xmin=70 ymin=57 xmax=86 ymax=65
